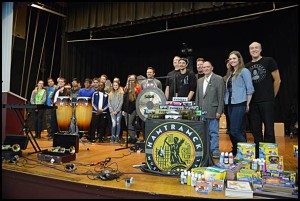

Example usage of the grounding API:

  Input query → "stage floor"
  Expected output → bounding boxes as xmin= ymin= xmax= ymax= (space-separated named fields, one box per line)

xmin=2 ymin=131 xmax=298 ymax=199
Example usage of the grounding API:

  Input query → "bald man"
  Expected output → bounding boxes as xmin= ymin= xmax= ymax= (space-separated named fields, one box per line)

xmin=245 ymin=41 xmax=281 ymax=158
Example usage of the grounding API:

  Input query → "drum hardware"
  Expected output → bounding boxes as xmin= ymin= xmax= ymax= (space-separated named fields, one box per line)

xmin=51 ymin=146 xmax=76 ymax=154
xmin=2 ymin=144 xmax=21 ymax=152
xmin=69 ymin=96 xmax=91 ymax=151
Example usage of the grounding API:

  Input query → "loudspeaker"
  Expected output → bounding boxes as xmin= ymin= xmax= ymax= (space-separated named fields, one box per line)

xmin=3 ymin=135 xmax=29 ymax=150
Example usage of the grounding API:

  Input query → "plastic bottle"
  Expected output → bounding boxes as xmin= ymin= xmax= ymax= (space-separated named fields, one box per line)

xmin=187 ymin=171 xmax=191 ymax=186
xmin=184 ymin=170 xmax=188 ymax=184
xmin=191 ymin=172 xmax=197 ymax=187
xmin=252 ymin=159 xmax=258 ymax=171
xmin=180 ymin=172 xmax=185 ymax=184
xmin=228 ymin=152 xmax=234 ymax=165
xmin=219 ymin=152 xmax=225 ymax=165
xmin=224 ymin=152 xmax=229 ymax=164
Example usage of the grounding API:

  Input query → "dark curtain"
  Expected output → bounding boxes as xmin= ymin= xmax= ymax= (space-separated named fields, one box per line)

xmin=65 ymin=2 xmax=217 ymax=32
xmin=61 ymin=7 xmax=298 ymax=124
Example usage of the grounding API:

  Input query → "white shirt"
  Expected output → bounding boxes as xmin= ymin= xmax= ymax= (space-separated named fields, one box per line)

xmin=203 ymin=73 xmax=212 ymax=94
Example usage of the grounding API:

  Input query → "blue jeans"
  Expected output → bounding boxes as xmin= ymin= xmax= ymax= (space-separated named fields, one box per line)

xmin=227 ymin=104 xmax=247 ymax=154
xmin=207 ymin=118 xmax=220 ymax=154
xmin=111 ymin=111 xmax=122 ymax=138
xmin=249 ymin=101 xmax=275 ymax=157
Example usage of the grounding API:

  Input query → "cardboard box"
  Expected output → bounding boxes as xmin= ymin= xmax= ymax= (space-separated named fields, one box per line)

xmin=237 ymin=143 xmax=256 ymax=160
xmin=259 ymin=142 xmax=278 ymax=159
xmin=262 ymin=123 xmax=285 ymax=136
xmin=265 ymin=155 xmax=284 ymax=172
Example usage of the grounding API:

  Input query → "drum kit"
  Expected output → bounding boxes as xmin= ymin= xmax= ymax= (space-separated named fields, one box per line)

xmin=55 ymin=96 xmax=92 ymax=148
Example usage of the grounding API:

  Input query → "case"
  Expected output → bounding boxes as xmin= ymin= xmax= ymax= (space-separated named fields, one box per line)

xmin=37 ymin=133 xmax=78 ymax=164
xmin=37 ymin=151 xmax=76 ymax=163
xmin=53 ymin=132 xmax=79 ymax=153
xmin=2 ymin=135 xmax=29 ymax=160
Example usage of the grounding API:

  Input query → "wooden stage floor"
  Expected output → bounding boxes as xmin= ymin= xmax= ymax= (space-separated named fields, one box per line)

xmin=2 ymin=131 xmax=298 ymax=199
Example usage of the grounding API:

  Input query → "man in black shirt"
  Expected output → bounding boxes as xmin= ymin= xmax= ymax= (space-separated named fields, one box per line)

xmin=245 ymin=41 xmax=281 ymax=158
xmin=165 ymin=56 xmax=180 ymax=101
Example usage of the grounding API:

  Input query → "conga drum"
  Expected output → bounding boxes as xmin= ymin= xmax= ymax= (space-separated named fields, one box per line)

xmin=56 ymin=96 xmax=72 ymax=132
xmin=75 ymin=97 xmax=92 ymax=132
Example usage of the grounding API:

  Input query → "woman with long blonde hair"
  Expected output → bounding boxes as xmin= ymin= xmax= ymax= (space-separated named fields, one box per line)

xmin=122 ymin=74 xmax=141 ymax=143
xmin=108 ymin=81 xmax=124 ymax=143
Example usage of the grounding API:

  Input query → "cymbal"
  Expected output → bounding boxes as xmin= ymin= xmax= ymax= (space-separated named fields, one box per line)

xmin=136 ymin=88 xmax=166 ymax=121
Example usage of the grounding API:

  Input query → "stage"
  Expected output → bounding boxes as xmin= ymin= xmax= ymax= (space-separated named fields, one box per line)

xmin=2 ymin=131 xmax=298 ymax=199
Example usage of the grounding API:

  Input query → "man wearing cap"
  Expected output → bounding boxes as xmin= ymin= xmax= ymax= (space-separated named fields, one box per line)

xmin=175 ymin=58 xmax=197 ymax=101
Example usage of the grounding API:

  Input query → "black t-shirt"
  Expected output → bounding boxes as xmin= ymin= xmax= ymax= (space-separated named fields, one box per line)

xmin=175 ymin=70 xmax=197 ymax=101
xmin=165 ymin=69 xmax=180 ymax=101
xmin=245 ymin=57 xmax=278 ymax=103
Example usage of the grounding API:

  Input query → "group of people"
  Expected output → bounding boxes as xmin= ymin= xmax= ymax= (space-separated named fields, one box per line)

xmin=30 ymin=41 xmax=281 ymax=159
xmin=165 ymin=41 xmax=281 ymax=159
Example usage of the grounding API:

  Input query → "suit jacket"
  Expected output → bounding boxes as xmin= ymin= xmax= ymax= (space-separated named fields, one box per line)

xmin=195 ymin=73 xmax=225 ymax=119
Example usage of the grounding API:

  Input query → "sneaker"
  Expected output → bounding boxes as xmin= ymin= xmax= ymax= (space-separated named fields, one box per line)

xmin=212 ymin=152 xmax=220 ymax=159
xmin=110 ymin=136 xmax=115 ymax=143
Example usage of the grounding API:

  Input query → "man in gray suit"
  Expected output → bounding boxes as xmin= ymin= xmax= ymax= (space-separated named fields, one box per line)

xmin=195 ymin=61 xmax=225 ymax=159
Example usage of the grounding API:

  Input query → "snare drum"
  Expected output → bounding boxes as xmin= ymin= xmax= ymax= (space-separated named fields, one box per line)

xmin=56 ymin=96 xmax=72 ymax=132
xmin=75 ymin=97 xmax=92 ymax=131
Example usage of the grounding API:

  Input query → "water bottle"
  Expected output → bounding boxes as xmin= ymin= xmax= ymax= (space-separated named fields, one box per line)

xmin=219 ymin=152 xmax=225 ymax=165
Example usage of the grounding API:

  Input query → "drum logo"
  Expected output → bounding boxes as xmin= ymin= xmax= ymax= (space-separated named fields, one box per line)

xmin=145 ymin=122 xmax=204 ymax=171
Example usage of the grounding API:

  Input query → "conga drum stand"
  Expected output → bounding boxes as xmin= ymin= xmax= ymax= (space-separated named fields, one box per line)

xmin=70 ymin=102 xmax=89 ymax=151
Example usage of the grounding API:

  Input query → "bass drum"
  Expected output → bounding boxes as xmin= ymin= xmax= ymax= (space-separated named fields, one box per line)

xmin=136 ymin=88 xmax=166 ymax=121
xmin=56 ymin=96 xmax=72 ymax=132
xmin=75 ymin=97 xmax=92 ymax=132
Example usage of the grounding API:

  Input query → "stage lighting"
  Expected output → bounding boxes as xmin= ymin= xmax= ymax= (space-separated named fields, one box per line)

xmin=30 ymin=3 xmax=67 ymax=17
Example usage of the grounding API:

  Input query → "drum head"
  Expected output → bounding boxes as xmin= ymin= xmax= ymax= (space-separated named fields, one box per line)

xmin=136 ymin=88 xmax=166 ymax=121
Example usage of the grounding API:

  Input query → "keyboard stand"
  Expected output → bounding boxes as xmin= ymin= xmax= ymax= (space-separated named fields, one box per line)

xmin=6 ymin=105 xmax=43 ymax=155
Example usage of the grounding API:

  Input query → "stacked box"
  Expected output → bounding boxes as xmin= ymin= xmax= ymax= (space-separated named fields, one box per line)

xmin=265 ymin=155 xmax=284 ymax=172
xmin=195 ymin=181 xmax=212 ymax=194
xmin=259 ymin=142 xmax=278 ymax=159
xmin=237 ymin=143 xmax=256 ymax=160
xmin=211 ymin=180 xmax=224 ymax=192
xmin=204 ymin=167 xmax=227 ymax=181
